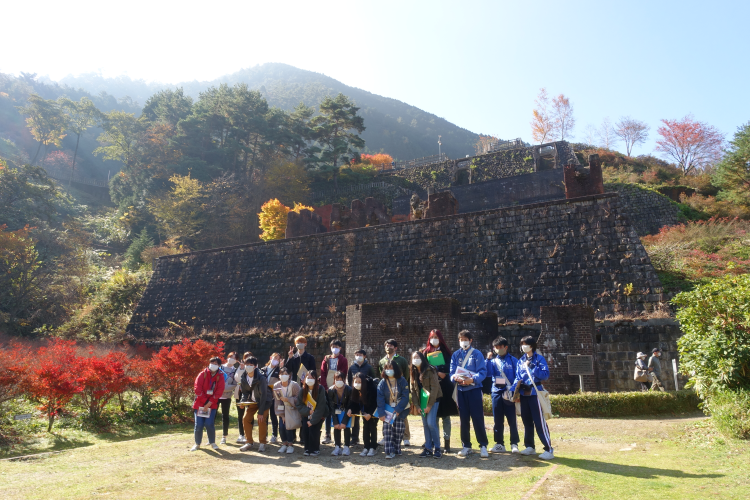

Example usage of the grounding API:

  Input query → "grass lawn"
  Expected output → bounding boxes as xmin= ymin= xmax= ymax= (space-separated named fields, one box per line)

xmin=1 ymin=412 xmax=748 ymax=499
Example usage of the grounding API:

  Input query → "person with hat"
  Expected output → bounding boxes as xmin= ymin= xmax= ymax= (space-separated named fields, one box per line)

xmin=635 ymin=352 xmax=650 ymax=391
xmin=648 ymin=348 xmax=665 ymax=392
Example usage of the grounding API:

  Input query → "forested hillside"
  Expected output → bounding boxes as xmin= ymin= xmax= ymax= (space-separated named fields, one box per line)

xmin=56 ymin=63 xmax=480 ymax=160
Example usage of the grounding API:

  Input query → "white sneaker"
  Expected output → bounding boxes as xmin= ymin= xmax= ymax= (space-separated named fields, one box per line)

xmin=278 ymin=445 xmax=288 ymax=453
xmin=511 ymin=444 xmax=519 ymax=453
xmin=210 ymin=443 xmax=219 ymax=450
xmin=403 ymin=439 xmax=410 ymax=446
xmin=538 ymin=449 xmax=555 ymax=460
xmin=360 ymin=448 xmax=369 ymax=457
xmin=385 ymin=453 xmax=395 ymax=459
xmin=239 ymin=443 xmax=253 ymax=452
xmin=286 ymin=445 xmax=294 ymax=454
xmin=491 ymin=444 xmax=506 ymax=453
xmin=258 ymin=444 xmax=266 ymax=452
xmin=520 ymin=447 xmax=537 ymax=455
xmin=342 ymin=446 xmax=350 ymax=456
xmin=322 ymin=436 xmax=333 ymax=444
xmin=270 ymin=436 xmax=278 ymax=444
xmin=220 ymin=437 xmax=226 ymax=445
xmin=331 ymin=446 xmax=341 ymax=456
xmin=190 ymin=444 xmax=200 ymax=452
xmin=236 ymin=435 xmax=246 ymax=444
xmin=480 ymin=446 xmax=488 ymax=458
xmin=457 ymin=447 xmax=471 ymax=457
xmin=367 ymin=448 xmax=376 ymax=456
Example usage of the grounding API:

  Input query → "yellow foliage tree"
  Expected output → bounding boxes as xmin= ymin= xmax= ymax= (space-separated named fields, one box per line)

xmin=258 ymin=199 xmax=316 ymax=241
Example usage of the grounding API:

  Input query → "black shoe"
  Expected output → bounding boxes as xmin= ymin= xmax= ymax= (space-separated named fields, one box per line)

xmin=434 ymin=448 xmax=443 ymax=459
xmin=419 ymin=449 xmax=433 ymax=458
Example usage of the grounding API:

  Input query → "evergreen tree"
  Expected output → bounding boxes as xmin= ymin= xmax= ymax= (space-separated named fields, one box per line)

xmin=123 ymin=229 xmax=154 ymax=270
xmin=713 ymin=122 xmax=750 ymax=205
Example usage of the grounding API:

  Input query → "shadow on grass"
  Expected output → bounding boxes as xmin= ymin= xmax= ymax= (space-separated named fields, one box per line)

xmin=555 ymin=456 xmax=723 ymax=480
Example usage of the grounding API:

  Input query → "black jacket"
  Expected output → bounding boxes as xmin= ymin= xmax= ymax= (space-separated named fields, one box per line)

xmin=347 ymin=360 xmax=376 ymax=386
xmin=238 ymin=368 xmax=272 ymax=413
xmin=285 ymin=351 xmax=317 ymax=382
xmin=351 ymin=376 xmax=378 ymax=416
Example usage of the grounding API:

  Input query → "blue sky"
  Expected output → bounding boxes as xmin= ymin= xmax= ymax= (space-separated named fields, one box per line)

xmin=3 ymin=0 xmax=747 ymax=156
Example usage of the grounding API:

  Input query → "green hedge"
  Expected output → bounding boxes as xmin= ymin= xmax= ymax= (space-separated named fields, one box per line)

xmin=482 ymin=390 xmax=701 ymax=418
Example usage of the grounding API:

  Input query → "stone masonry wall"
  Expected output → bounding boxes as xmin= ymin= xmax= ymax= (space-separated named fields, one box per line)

xmin=129 ymin=193 xmax=666 ymax=337
xmin=604 ymin=183 xmax=683 ymax=236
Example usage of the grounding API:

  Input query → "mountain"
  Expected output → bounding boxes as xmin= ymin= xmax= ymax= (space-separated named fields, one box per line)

xmin=56 ymin=63 xmax=480 ymax=160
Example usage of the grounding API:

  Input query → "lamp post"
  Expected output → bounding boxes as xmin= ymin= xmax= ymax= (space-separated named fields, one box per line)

xmin=438 ymin=135 xmax=442 ymax=159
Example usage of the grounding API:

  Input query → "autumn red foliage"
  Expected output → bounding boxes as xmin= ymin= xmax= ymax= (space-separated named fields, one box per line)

xmin=655 ymin=116 xmax=724 ymax=174
xmin=78 ymin=350 xmax=130 ymax=419
xmin=358 ymin=153 xmax=394 ymax=170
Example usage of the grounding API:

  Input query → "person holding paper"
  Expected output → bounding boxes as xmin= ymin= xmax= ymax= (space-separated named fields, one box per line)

xmin=285 ymin=335 xmax=317 ymax=383
xmin=486 ymin=337 xmax=520 ymax=453
xmin=320 ymin=340 xmax=348 ymax=445
xmin=273 ymin=366 xmax=301 ymax=454
xmin=348 ymin=349 xmax=376 ymax=447
xmin=218 ymin=352 xmax=239 ymax=445
xmin=326 ymin=371 xmax=353 ymax=456
xmin=191 ymin=357 xmax=225 ymax=452
xmin=377 ymin=339 xmax=411 ymax=446
xmin=410 ymin=351 xmax=444 ymax=458
xmin=449 ymin=330 xmax=489 ymax=458
xmin=261 ymin=353 xmax=282 ymax=444
xmin=376 ymin=361 xmax=410 ymax=459
xmin=422 ymin=329 xmax=457 ymax=453
xmin=351 ymin=372 xmax=379 ymax=456
xmin=510 ymin=336 xmax=554 ymax=460
xmin=237 ymin=357 xmax=273 ymax=453
xmin=296 ymin=369 xmax=329 ymax=456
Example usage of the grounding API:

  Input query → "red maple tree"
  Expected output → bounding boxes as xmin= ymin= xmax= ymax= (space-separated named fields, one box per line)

xmin=0 ymin=342 xmax=29 ymax=412
xmin=656 ymin=116 xmax=724 ymax=174
xmin=78 ymin=350 xmax=131 ymax=420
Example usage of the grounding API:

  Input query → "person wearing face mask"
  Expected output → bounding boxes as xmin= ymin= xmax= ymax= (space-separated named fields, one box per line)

xmin=326 ymin=371 xmax=354 ymax=456
xmin=285 ymin=335 xmax=317 ymax=383
xmin=320 ymin=340 xmax=348 ymax=445
xmin=296 ymin=369 xmax=329 ymax=456
xmin=347 ymin=349 xmax=376 ymax=447
xmin=273 ymin=366 xmax=301 ymax=454
xmin=486 ymin=337 xmax=520 ymax=454
xmin=449 ymin=330 xmax=489 ymax=458
xmin=218 ymin=352 xmax=240 ymax=445
xmin=510 ymin=336 xmax=554 ymax=460
xmin=421 ymin=329 xmax=457 ymax=453
xmin=236 ymin=356 xmax=273 ymax=453
xmin=234 ymin=351 xmax=253 ymax=444
xmin=648 ymin=348 xmax=665 ymax=392
xmin=261 ymin=353 xmax=282 ymax=444
xmin=410 ymin=351 xmax=443 ymax=458
xmin=378 ymin=339 xmax=411 ymax=446
xmin=351 ymin=372 xmax=379 ymax=456
xmin=376 ymin=361 xmax=410 ymax=459
xmin=191 ymin=357 xmax=226 ymax=451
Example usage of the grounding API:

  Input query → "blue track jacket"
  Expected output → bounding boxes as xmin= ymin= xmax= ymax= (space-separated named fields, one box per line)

xmin=449 ymin=347 xmax=487 ymax=392
xmin=486 ymin=353 xmax=518 ymax=395
xmin=510 ymin=352 xmax=549 ymax=396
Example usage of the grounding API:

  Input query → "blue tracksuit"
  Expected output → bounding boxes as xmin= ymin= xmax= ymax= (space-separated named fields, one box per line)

xmin=449 ymin=347 xmax=488 ymax=449
xmin=487 ymin=353 xmax=519 ymax=446
xmin=511 ymin=351 xmax=552 ymax=451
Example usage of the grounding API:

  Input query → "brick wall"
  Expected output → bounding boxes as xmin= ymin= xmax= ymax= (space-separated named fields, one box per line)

xmin=128 ymin=193 xmax=666 ymax=337
xmin=604 ymin=183 xmax=683 ymax=236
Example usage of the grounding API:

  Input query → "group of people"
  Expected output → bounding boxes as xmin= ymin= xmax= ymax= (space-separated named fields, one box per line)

xmin=191 ymin=330 xmax=554 ymax=461
xmin=634 ymin=348 xmax=666 ymax=391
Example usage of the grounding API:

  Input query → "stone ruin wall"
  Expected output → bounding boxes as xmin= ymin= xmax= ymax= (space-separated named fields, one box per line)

xmin=129 ymin=193 xmax=666 ymax=338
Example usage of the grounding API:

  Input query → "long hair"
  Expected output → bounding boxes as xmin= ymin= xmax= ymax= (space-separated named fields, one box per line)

xmin=301 ymin=369 xmax=320 ymax=400
xmin=381 ymin=360 xmax=402 ymax=380
xmin=265 ymin=352 xmax=282 ymax=367
xmin=352 ymin=372 xmax=368 ymax=403
xmin=423 ymin=329 xmax=452 ymax=359
xmin=410 ymin=351 xmax=429 ymax=388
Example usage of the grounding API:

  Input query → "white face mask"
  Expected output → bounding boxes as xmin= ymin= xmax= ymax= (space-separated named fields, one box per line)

xmin=412 ymin=358 xmax=422 ymax=367
xmin=279 ymin=374 xmax=290 ymax=382
xmin=521 ymin=345 xmax=532 ymax=353
xmin=227 ymin=358 xmax=236 ymax=365
xmin=459 ymin=340 xmax=471 ymax=350
xmin=305 ymin=378 xmax=316 ymax=387
xmin=296 ymin=343 xmax=306 ymax=351
xmin=334 ymin=380 xmax=345 ymax=388
xmin=353 ymin=382 xmax=362 ymax=390
xmin=247 ymin=365 xmax=256 ymax=373
xmin=385 ymin=369 xmax=394 ymax=377
xmin=271 ymin=359 xmax=279 ymax=367
xmin=331 ymin=347 xmax=341 ymax=355
xmin=430 ymin=338 xmax=440 ymax=347
xmin=355 ymin=356 xmax=364 ymax=364
xmin=209 ymin=364 xmax=219 ymax=372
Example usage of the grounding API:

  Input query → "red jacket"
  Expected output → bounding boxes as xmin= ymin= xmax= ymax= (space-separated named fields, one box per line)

xmin=320 ymin=354 xmax=348 ymax=389
xmin=193 ymin=368 xmax=226 ymax=410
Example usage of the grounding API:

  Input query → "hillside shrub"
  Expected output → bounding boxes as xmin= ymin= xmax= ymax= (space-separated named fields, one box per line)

xmin=704 ymin=389 xmax=750 ymax=439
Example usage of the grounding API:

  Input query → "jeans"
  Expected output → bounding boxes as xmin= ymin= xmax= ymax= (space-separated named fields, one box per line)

xmin=491 ymin=392 xmax=519 ymax=446
xmin=279 ymin=417 xmax=297 ymax=444
xmin=194 ymin=409 xmax=217 ymax=445
xmin=218 ymin=398 xmax=231 ymax=436
xmin=362 ymin=416 xmax=378 ymax=449
xmin=421 ymin=401 xmax=441 ymax=450
xmin=383 ymin=418 xmax=405 ymax=455
xmin=236 ymin=399 xmax=245 ymax=436
xmin=519 ymin=394 xmax=552 ymax=451
xmin=242 ymin=404 xmax=269 ymax=444
xmin=301 ymin=420 xmax=322 ymax=452
xmin=457 ymin=388 xmax=488 ymax=448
